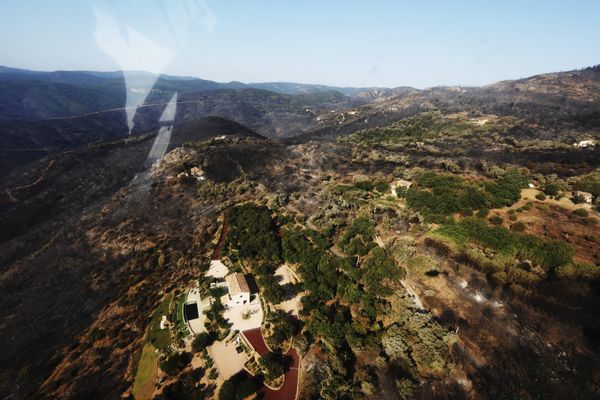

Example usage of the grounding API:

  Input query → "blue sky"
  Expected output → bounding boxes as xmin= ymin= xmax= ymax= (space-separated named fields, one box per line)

xmin=1 ymin=0 xmax=599 ymax=88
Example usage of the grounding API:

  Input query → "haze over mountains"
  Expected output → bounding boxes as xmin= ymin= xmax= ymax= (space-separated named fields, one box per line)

xmin=0 ymin=64 xmax=378 ymax=121
xmin=2 ymin=64 xmax=600 ymax=173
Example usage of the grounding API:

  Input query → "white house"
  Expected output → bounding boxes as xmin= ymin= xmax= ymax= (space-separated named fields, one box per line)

xmin=391 ymin=179 xmax=412 ymax=197
xmin=225 ymin=273 xmax=251 ymax=308
xmin=572 ymin=191 xmax=594 ymax=204
xmin=190 ymin=166 xmax=206 ymax=181
xmin=574 ymin=140 xmax=596 ymax=148
xmin=396 ymin=179 xmax=412 ymax=189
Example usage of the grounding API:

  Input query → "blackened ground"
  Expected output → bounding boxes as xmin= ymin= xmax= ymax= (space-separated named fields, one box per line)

xmin=167 ymin=116 xmax=263 ymax=152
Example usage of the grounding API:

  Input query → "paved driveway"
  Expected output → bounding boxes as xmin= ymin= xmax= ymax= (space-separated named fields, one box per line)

xmin=209 ymin=336 xmax=249 ymax=380
xmin=261 ymin=349 xmax=300 ymax=400
xmin=243 ymin=328 xmax=300 ymax=400
xmin=241 ymin=328 xmax=269 ymax=356
xmin=206 ymin=260 xmax=229 ymax=279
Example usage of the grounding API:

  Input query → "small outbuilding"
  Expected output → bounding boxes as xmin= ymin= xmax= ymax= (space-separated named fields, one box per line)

xmin=396 ymin=179 xmax=413 ymax=189
xmin=160 ymin=315 xmax=171 ymax=330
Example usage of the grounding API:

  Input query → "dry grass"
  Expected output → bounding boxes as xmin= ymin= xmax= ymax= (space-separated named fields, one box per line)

xmin=132 ymin=343 xmax=158 ymax=400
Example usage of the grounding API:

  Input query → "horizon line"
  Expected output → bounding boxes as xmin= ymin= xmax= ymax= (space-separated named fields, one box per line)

xmin=1 ymin=62 xmax=598 ymax=91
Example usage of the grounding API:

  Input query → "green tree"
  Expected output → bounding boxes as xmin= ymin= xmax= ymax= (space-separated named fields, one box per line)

xmin=160 ymin=352 xmax=191 ymax=376
xmin=259 ymin=352 xmax=285 ymax=382
xmin=218 ymin=371 xmax=261 ymax=400
xmin=192 ymin=332 xmax=214 ymax=352
xmin=227 ymin=204 xmax=281 ymax=261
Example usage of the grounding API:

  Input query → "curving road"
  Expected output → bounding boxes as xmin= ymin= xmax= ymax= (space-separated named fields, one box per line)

xmin=211 ymin=212 xmax=229 ymax=260
xmin=242 ymin=328 xmax=300 ymax=400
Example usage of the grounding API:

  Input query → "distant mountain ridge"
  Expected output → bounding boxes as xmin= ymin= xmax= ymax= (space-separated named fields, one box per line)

xmin=1 ymin=64 xmax=600 ymax=173
xmin=0 ymin=65 xmax=386 ymax=99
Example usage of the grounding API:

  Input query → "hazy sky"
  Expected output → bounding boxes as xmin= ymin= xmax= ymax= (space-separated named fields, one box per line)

xmin=1 ymin=0 xmax=599 ymax=88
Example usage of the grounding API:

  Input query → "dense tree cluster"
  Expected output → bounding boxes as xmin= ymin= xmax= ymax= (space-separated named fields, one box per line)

xmin=282 ymin=228 xmax=341 ymax=309
xmin=354 ymin=179 xmax=390 ymax=193
xmin=282 ymin=223 xmax=423 ymax=399
xmin=191 ymin=332 xmax=214 ymax=353
xmin=337 ymin=246 xmax=403 ymax=319
xmin=574 ymin=171 xmax=600 ymax=197
xmin=432 ymin=217 xmax=575 ymax=273
xmin=226 ymin=204 xmax=280 ymax=261
xmin=484 ymin=168 xmax=529 ymax=207
xmin=383 ymin=289 xmax=458 ymax=386
xmin=218 ymin=371 xmax=262 ymax=400
xmin=159 ymin=352 xmax=191 ymax=376
xmin=337 ymin=217 xmax=377 ymax=256
xmin=222 ymin=205 xmax=461 ymax=399
xmin=203 ymin=291 xmax=231 ymax=340
xmin=258 ymin=352 xmax=286 ymax=382
xmin=264 ymin=310 xmax=300 ymax=350
xmin=251 ymin=262 xmax=286 ymax=304
xmin=361 ymin=247 xmax=403 ymax=298
xmin=153 ymin=368 xmax=213 ymax=400
xmin=405 ymin=170 xmax=528 ymax=221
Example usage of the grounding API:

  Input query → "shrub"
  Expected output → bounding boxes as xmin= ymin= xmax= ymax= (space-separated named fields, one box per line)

xmin=354 ymin=179 xmax=390 ymax=193
xmin=264 ymin=310 xmax=299 ymax=349
xmin=571 ymin=194 xmax=586 ymax=204
xmin=543 ymin=182 xmax=561 ymax=197
xmin=160 ymin=352 xmax=191 ymax=376
xmin=259 ymin=352 xmax=285 ymax=382
xmin=555 ymin=263 xmax=600 ymax=281
xmin=573 ymin=208 xmax=589 ymax=217
xmin=489 ymin=215 xmax=503 ymax=225
xmin=489 ymin=271 xmax=508 ymax=286
xmin=535 ymin=193 xmax=547 ymax=201
xmin=219 ymin=371 xmax=261 ymax=400
xmin=511 ymin=221 xmax=526 ymax=232
xmin=192 ymin=332 xmax=214 ymax=352
xmin=574 ymin=172 xmax=600 ymax=197
xmin=485 ymin=169 xmax=529 ymax=208
xmin=338 ymin=217 xmax=376 ymax=256
xmin=506 ymin=266 xmax=540 ymax=286
xmin=477 ymin=208 xmax=489 ymax=218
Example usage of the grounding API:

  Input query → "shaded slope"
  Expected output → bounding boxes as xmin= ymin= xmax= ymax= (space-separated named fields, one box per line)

xmin=168 ymin=116 xmax=263 ymax=152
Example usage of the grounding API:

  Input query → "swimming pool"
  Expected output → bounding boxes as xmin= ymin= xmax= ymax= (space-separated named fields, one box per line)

xmin=184 ymin=302 xmax=199 ymax=321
